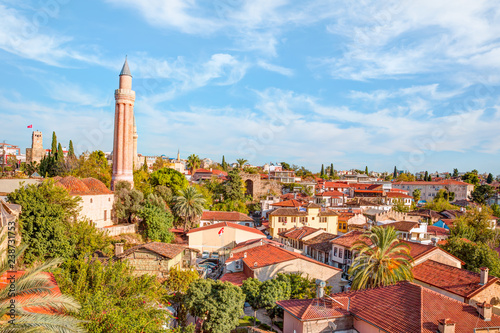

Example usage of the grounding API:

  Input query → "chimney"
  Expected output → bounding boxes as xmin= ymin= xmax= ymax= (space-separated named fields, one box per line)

xmin=437 ymin=318 xmax=456 ymax=333
xmin=477 ymin=302 xmax=493 ymax=321
xmin=115 ymin=243 xmax=124 ymax=256
xmin=244 ymin=252 xmax=247 ymax=258
xmin=480 ymin=267 xmax=489 ymax=285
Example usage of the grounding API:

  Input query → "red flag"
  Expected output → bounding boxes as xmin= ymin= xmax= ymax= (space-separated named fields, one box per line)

xmin=27 ymin=125 xmax=32 ymax=128
xmin=218 ymin=227 xmax=224 ymax=236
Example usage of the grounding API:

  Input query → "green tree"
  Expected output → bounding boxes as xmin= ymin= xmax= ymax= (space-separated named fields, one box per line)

xmin=150 ymin=168 xmax=189 ymax=195
xmin=51 ymin=131 xmax=58 ymax=155
xmin=221 ymin=155 xmax=227 ymax=171
xmin=462 ymin=171 xmax=480 ymax=186
xmin=172 ymin=186 xmax=205 ymax=230
xmin=236 ymin=158 xmax=248 ymax=169
xmin=241 ymin=278 xmax=262 ymax=310
xmin=186 ymin=154 xmax=201 ymax=173
xmin=114 ymin=181 xmax=144 ymax=224
xmin=492 ymin=204 xmax=500 ymax=218
xmin=434 ymin=189 xmax=455 ymax=202
xmin=152 ymin=156 xmax=167 ymax=172
xmin=164 ymin=267 xmax=200 ymax=325
xmin=393 ymin=166 xmax=398 ymax=179
xmin=424 ymin=171 xmax=429 ymax=181
xmin=72 ymin=150 xmax=112 ymax=188
xmin=440 ymin=238 xmax=500 ymax=276
xmin=275 ymin=273 xmax=317 ymax=299
xmin=55 ymin=257 xmax=169 ymax=333
xmin=57 ymin=142 xmax=64 ymax=164
xmin=450 ymin=207 xmax=496 ymax=244
xmin=412 ymin=189 xmax=421 ymax=203
xmin=133 ymin=168 xmax=152 ymax=196
xmin=258 ymin=279 xmax=289 ymax=320
xmin=330 ymin=163 xmax=334 ymax=178
xmin=184 ymin=279 xmax=244 ymax=333
xmin=0 ymin=247 xmax=85 ymax=332
xmin=348 ymin=227 xmax=413 ymax=290
xmin=320 ymin=164 xmax=325 ymax=176
xmin=424 ymin=198 xmax=458 ymax=211
xmin=392 ymin=199 xmax=410 ymax=213
xmin=470 ymin=185 xmax=496 ymax=205
xmin=280 ymin=162 xmax=290 ymax=170
xmin=365 ymin=166 xmax=369 ymax=175
xmin=139 ymin=202 xmax=174 ymax=242
xmin=142 ymin=156 xmax=148 ymax=172
xmin=452 ymin=168 xmax=459 ymax=177
xmin=193 ymin=184 xmax=213 ymax=209
xmin=487 ymin=173 xmax=494 ymax=184
xmin=68 ymin=140 xmax=75 ymax=158
xmin=222 ymin=169 xmax=246 ymax=202
xmin=7 ymin=180 xmax=81 ymax=264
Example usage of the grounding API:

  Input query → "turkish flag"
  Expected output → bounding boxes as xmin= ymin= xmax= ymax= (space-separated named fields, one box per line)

xmin=218 ymin=227 xmax=224 ymax=236
xmin=27 ymin=125 xmax=32 ymax=128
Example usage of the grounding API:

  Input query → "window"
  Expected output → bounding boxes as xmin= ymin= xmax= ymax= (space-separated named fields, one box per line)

xmin=334 ymin=247 xmax=338 ymax=256
xmin=320 ymin=217 xmax=327 ymax=223
xmin=108 ymin=198 xmax=111 ymax=202
xmin=104 ymin=210 xmax=107 ymax=221
xmin=339 ymin=250 xmax=343 ymax=258
xmin=300 ymin=217 xmax=308 ymax=223
xmin=90 ymin=198 xmax=93 ymax=203
xmin=312 ymin=217 xmax=315 ymax=220
xmin=278 ymin=217 xmax=287 ymax=223
xmin=291 ymin=217 xmax=297 ymax=223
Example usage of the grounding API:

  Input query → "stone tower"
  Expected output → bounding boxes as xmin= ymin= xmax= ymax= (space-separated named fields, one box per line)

xmin=26 ymin=131 xmax=44 ymax=164
xmin=133 ymin=116 xmax=138 ymax=169
xmin=111 ymin=58 xmax=135 ymax=190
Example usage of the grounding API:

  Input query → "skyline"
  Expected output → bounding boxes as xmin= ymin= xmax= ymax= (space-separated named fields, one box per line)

xmin=1 ymin=1 xmax=500 ymax=173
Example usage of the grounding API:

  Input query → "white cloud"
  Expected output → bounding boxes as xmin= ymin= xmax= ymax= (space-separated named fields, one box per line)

xmin=319 ymin=0 xmax=500 ymax=82
xmin=257 ymin=60 xmax=294 ymax=76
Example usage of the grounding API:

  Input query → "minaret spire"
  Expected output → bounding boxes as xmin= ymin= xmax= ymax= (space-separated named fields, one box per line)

xmin=177 ymin=149 xmax=180 ymax=161
xmin=112 ymin=57 xmax=136 ymax=190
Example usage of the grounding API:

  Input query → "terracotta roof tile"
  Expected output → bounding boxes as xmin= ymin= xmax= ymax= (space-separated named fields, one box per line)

xmin=268 ymin=208 xmax=307 ymax=217
xmin=386 ymin=192 xmax=413 ymax=198
xmin=426 ymin=225 xmax=449 ymax=237
xmin=330 ymin=230 xmax=370 ymax=249
xmin=55 ymin=176 xmax=112 ymax=195
xmin=186 ymin=221 xmax=265 ymax=236
xmin=201 ymin=211 xmax=253 ymax=222
xmin=316 ymin=190 xmax=345 ymax=197
xmin=279 ymin=226 xmax=320 ymax=240
xmin=270 ymin=199 xmax=303 ymax=207
xmin=380 ymin=221 xmax=420 ymax=232
xmin=227 ymin=244 xmax=341 ymax=271
xmin=280 ymin=282 xmax=500 ymax=331
xmin=303 ymin=233 xmax=337 ymax=253
xmin=413 ymin=260 xmax=499 ymax=298
xmin=219 ymin=272 xmax=248 ymax=286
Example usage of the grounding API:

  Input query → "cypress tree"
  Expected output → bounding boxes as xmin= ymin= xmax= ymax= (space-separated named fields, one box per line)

xmin=68 ymin=140 xmax=75 ymax=158
xmin=222 ymin=155 xmax=226 ymax=170
xmin=57 ymin=143 xmax=64 ymax=163
xmin=424 ymin=171 xmax=429 ymax=181
xmin=330 ymin=163 xmax=334 ymax=177
xmin=393 ymin=166 xmax=397 ymax=179
xmin=51 ymin=132 xmax=57 ymax=155
xmin=142 ymin=156 xmax=148 ymax=172
xmin=320 ymin=164 xmax=324 ymax=176
xmin=487 ymin=173 xmax=494 ymax=184
xmin=365 ymin=166 xmax=369 ymax=175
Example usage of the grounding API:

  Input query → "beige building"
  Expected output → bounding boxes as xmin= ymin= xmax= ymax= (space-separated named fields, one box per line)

xmin=113 ymin=242 xmax=197 ymax=278
xmin=55 ymin=176 xmax=114 ymax=228
xmin=268 ymin=203 xmax=339 ymax=238
xmin=186 ymin=222 xmax=266 ymax=253
xmin=392 ymin=179 xmax=474 ymax=202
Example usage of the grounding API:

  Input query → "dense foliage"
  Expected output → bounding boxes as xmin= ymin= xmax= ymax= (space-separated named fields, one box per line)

xmin=441 ymin=238 xmax=500 ymax=276
xmin=150 ymin=168 xmax=189 ymax=195
xmin=139 ymin=202 xmax=174 ymax=242
xmin=184 ymin=279 xmax=245 ymax=333
xmin=55 ymin=258 xmax=169 ymax=333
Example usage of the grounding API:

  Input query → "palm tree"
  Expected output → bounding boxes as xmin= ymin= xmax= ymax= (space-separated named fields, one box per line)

xmin=236 ymin=158 xmax=248 ymax=169
xmin=348 ymin=226 xmax=413 ymax=290
xmin=0 ymin=245 xmax=85 ymax=332
xmin=186 ymin=154 xmax=201 ymax=174
xmin=173 ymin=186 xmax=206 ymax=230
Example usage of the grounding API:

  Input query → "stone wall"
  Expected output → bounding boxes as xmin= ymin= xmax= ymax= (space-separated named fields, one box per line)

xmin=121 ymin=249 xmax=183 ymax=277
xmin=241 ymin=173 xmax=281 ymax=200
xmin=99 ymin=223 xmax=136 ymax=236
xmin=470 ymin=282 xmax=500 ymax=315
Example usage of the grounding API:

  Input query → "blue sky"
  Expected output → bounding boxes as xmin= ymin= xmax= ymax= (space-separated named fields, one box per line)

xmin=1 ymin=0 xmax=500 ymax=174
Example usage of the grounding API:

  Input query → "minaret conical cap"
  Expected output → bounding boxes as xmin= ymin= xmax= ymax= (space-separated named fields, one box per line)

xmin=120 ymin=56 xmax=132 ymax=77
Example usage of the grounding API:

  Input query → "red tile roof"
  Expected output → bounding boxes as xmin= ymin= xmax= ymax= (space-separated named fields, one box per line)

xmin=323 ymin=182 xmax=350 ymax=188
xmin=278 ymin=226 xmax=320 ymax=240
xmin=55 ymin=176 xmax=112 ymax=195
xmin=186 ymin=221 xmax=265 ymax=236
xmin=270 ymin=199 xmax=303 ymax=207
xmin=280 ymin=282 xmax=500 ymax=331
xmin=316 ymin=190 xmax=344 ymax=197
xmin=226 ymin=244 xmax=341 ymax=271
xmin=400 ymin=240 xmax=465 ymax=265
xmin=394 ymin=179 xmax=471 ymax=186
xmin=268 ymin=208 xmax=307 ymax=217
xmin=330 ymin=230 xmax=370 ymax=249
xmin=386 ymin=192 xmax=413 ymax=199
xmin=413 ymin=260 xmax=499 ymax=298
xmin=427 ymin=225 xmax=449 ymax=237
xmin=381 ymin=221 xmax=419 ymax=232
xmin=219 ymin=272 xmax=248 ymax=286
xmin=200 ymin=211 xmax=253 ymax=222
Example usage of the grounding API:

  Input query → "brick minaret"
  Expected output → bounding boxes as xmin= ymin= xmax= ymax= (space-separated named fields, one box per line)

xmin=111 ymin=58 xmax=135 ymax=190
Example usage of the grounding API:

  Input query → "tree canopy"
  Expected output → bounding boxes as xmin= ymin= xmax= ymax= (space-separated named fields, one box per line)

xmin=150 ymin=167 xmax=188 ymax=195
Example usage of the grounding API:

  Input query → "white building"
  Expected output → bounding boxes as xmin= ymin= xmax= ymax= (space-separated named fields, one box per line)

xmin=392 ymin=180 xmax=474 ymax=202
